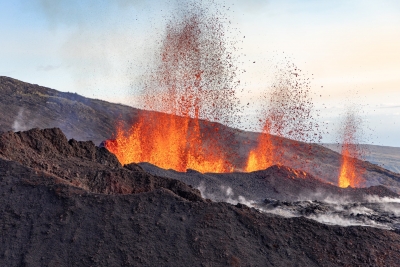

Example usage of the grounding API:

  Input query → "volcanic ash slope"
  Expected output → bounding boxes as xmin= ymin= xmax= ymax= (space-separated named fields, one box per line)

xmin=0 ymin=128 xmax=400 ymax=266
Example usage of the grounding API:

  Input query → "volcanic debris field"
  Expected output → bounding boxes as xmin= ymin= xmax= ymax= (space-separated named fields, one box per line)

xmin=0 ymin=127 xmax=399 ymax=267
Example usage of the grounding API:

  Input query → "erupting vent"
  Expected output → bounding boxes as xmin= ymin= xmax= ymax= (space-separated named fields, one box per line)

xmin=245 ymin=61 xmax=321 ymax=172
xmin=104 ymin=2 xmax=363 ymax=184
xmin=338 ymin=111 xmax=365 ymax=187
xmin=105 ymin=3 xmax=239 ymax=173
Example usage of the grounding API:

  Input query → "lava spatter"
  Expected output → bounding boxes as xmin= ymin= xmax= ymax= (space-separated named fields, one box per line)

xmin=338 ymin=109 xmax=365 ymax=188
xmin=245 ymin=62 xmax=321 ymax=172
xmin=105 ymin=1 xmax=240 ymax=173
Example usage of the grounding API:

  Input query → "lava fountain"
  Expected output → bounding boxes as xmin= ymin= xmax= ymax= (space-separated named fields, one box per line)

xmin=245 ymin=120 xmax=274 ymax=172
xmin=338 ymin=110 xmax=365 ymax=188
xmin=245 ymin=62 xmax=321 ymax=172
xmin=105 ymin=2 xmax=240 ymax=173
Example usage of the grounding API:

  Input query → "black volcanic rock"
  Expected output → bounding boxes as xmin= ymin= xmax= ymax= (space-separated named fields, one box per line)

xmin=139 ymin=162 xmax=399 ymax=203
xmin=0 ymin=159 xmax=400 ymax=266
xmin=0 ymin=127 xmax=203 ymax=201
xmin=0 ymin=128 xmax=400 ymax=266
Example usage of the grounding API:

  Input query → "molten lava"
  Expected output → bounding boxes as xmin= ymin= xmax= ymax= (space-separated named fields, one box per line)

xmin=245 ymin=121 xmax=274 ymax=172
xmin=337 ymin=111 xmax=364 ymax=188
xmin=105 ymin=3 xmax=239 ymax=173
xmin=338 ymin=145 xmax=359 ymax=188
xmin=105 ymin=3 xmax=323 ymax=175
xmin=106 ymin=113 xmax=231 ymax=173
xmin=245 ymin=62 xmax=321 ymax=172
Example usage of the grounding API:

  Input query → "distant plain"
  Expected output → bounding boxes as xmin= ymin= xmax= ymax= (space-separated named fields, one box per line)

xmin=322 ymin=144 xmax=400 ymax=174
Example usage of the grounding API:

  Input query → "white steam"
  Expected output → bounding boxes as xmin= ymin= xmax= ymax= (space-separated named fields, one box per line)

xmin=12 ymin=109 xmax=37 ymax=132
xmin=197 ymin=182 xmax=255 ymax=207
xmin=198 ymin=183 xmax=400 ymax=230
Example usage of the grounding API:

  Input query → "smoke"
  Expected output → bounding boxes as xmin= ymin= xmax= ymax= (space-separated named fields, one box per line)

xmin=259 ymin=195 xmax=400 ymax=231
xmin=380 ymin=203 xmax=400 ymax=216
xmin=364 ymin=195 xmax=400 ymax=203
xmin=12 ymin=109 xmax=37 ymax=132
xmin=197 ymin=182 xmax=254 ymax=207
xmin=197 ymin=182 xmax=400 ymax=231
xmin=298 ymin=190 xmax=354 ymax=204
xmin=308 ymin=214 xmax=391 ymax=229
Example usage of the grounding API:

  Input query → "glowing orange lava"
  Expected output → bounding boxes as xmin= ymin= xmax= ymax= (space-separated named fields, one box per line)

xmin=338 ymin=145 xmax=359 ymax=187
xmin=244 ymin=62 xmax=319 ymax=173
xmin=245 ymin=121 xmax=275 ymax=172
xmin=337 ymin=111 xmax=364 ymax=188
xmin=105 ymin=5 xmax=238 ymax=173
xmin=105 ymin=112 xmax=231 ymax=173
xmin=105 ymin=4 xmax=321 ymax=175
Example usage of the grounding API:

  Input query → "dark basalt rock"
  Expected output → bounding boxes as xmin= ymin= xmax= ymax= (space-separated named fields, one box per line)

xmin=1 ymin=159 xmax=400 ymax=267
xmin=140 ymin=162 xmax=399 ymax=203
xmin=0 ymin=128 xmax=400 ymax=266
xmin=0 ymin=68 xmax=400 ymax=266
xmin=0 ymin=127 xmax=203 ymax=200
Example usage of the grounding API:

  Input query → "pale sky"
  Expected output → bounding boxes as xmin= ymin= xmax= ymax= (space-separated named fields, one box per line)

xmin=1 ymin=0 xmax=399 ymax=146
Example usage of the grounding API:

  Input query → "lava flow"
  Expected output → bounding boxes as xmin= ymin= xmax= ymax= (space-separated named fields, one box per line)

xmin=338 ymin=110 xmax=365 ymax=188
xmin=105 ymin=3 xmax=240 ymax=173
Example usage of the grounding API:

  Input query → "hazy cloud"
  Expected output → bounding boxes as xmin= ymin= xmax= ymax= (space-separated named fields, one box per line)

xmin=37 ymin=64 xmax=62 ymax=71
xmin=379 ymin=104 xmax=400 ymax=109
xmin=22 ymin=0 xmax=161 ymax=98
xmin=27 ymin=0 xmax=146 ymax=26
xmin=233 ymin=0 xmax=269 ymax=13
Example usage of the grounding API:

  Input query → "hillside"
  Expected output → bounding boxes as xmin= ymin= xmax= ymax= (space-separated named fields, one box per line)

xmin=1 ymin=76 xmax=400 ymax=192
xmin=0 ymin=76 xmax=139 ymax=145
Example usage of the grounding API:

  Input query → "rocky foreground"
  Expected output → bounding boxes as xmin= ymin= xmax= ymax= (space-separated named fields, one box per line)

xmin=0 ymin=128 xmax=400 ymax=266
xmin=140 ymin=162 xmax=400 ymax=231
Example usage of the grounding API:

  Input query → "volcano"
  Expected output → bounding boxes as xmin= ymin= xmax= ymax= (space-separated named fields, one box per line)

xmin=2 ymin=77 xmax=399 ymax=192
xmin=2 ymin=0 xmax=400 ymax=265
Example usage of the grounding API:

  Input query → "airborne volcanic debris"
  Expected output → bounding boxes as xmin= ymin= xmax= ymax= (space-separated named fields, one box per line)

xmin=338 ymin=108 xmax=366 ymax=188
xmin=105 ymin=1 xmax=241 ymax=173
xmin=0 ymin=0 xmax=400 ymax=264
xmin=105 ymin=2 xmax=324 ymax=177
xmin=245 ymin=61 xmax=322 ymax=173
